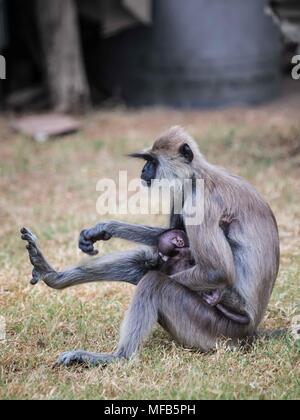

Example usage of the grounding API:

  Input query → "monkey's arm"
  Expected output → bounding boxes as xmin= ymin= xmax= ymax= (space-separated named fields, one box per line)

xmin=170 ymin=220 xmax=235 ymax=292
xmin=79 ymin=221 xmax=167 ymax=254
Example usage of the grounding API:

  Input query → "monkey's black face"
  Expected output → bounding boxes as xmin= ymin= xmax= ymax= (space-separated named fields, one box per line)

xmin=141 ymin=159 xmax=157 ymax=186
xmin=128 ymin=152 xmax=158 ymax=186
xmin=129 ymin=142 xmax=194 ymax=187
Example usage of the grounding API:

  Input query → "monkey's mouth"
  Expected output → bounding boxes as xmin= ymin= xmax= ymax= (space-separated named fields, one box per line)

xmin=159 ymin=252 xmax=170 ymax=262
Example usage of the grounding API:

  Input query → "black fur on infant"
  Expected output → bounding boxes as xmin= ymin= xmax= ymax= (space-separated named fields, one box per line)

xmin=157 ymin=230 xmax=250 ymax=325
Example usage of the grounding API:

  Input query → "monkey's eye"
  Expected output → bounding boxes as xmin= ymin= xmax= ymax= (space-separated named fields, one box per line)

xmin=179 ymin=143 xmax=194 ymax=163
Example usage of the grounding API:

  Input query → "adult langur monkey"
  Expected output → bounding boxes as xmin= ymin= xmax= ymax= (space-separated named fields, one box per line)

xmin=21 ymin=126 xmax=280 ymax=366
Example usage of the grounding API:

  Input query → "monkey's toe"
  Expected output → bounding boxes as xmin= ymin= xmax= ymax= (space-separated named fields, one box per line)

xmin=56 ymin=351 xmax=85 ymax=366
xmin=21 ymin=227 xmax=55 ymax=285
xmin=56 ymin=351 xmax=117 ymax=367
xmin=21 ymin=228 xmax=42 ymax=268
xmin=30 ymin=268 xmax=42 ymax=285
xmin=21 ymin=227 xmax=38 ymax=244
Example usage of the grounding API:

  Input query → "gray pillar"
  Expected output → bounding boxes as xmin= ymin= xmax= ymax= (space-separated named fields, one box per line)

xmin=126 ymin=0 xmax=282 ymax=108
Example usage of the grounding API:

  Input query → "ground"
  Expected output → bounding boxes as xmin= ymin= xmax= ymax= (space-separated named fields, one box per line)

xmin=0 ymin=88 xmax=300 ymax=399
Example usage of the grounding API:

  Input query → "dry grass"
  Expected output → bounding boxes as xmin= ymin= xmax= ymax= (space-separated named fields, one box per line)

xmin=0 ymin=99 xmax=299 ymax=400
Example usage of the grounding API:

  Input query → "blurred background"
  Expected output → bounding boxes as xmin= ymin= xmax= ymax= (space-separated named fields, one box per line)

xmin=1 ymin=0 xmax=300 ymax=401
xmin=0 ymin=0 xmax=299 ymax=113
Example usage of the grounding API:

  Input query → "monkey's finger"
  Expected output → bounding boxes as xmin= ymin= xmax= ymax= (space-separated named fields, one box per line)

xmin=79 ymin=241 xmax=98 ymax=255
xmin=84 ymin=248 xmax=99 ymax=256
xmin=79 ymin=231 xmax=98 ymax=250
xmin=86 ymin=230 xmax=111 ymax=242
xmin=80 ymin=229 xmax=94 ymax=241
xmin=82 ymin=228 xmax=97 ymax=241
xmin=79 ymin=236 xmax=92 ymax=246
xmin=79 ymin=239 xmax=94 ymax=251
xmin=89 ymin=249 xmax=99 ymax=256
xmin=80 ymin=242 xmax=96 ymax=253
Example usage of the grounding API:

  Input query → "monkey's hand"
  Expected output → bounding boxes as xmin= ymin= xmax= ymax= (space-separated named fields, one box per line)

xmin=79 ymin=223 xmax=112 ymax=255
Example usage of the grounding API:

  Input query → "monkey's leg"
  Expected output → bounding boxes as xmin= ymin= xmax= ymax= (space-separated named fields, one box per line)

xmin=57 ymin=272 xmax=250 ymax=367
xmin=57 ymin=271 xmax=161 ymax=367
xmin=21 ymin=227 xmax=158 ymax=289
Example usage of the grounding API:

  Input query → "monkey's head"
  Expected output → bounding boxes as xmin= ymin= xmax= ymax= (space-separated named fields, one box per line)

xmin=158 ymin=229 xmax=189 ymax=257
xmin=129 ymin=126 xmax=202 ymax=187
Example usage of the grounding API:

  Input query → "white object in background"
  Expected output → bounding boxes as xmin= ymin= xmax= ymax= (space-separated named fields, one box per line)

xmin=11 ymin=113 xmax=81 ymax=142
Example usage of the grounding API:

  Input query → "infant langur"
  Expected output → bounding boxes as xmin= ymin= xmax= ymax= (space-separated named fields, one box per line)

xmin=157 ymin=230 xmax=250 ymax=325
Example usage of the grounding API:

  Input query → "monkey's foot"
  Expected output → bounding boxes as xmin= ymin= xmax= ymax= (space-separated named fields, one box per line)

xmin=56 ymin=351 xmax=117 ymax=367
xmin=202 ymin=290 xmax=222 ymax=306
xmin=20 ymin=227 xmax=55 ymax=285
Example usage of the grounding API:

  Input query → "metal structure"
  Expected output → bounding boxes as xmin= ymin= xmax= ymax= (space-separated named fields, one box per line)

xmin=124 ymin=0 xmax=282 ymax=108
xmin=269 ymin=0 xmax=300 ymax=50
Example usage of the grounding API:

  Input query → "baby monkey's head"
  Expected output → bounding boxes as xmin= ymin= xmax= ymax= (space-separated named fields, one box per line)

xmin=158 ymin=230 xmax=189 ymax=258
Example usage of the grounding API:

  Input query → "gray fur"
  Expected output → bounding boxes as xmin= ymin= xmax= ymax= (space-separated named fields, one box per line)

xmin=21 ymin=228 xmax=159 ymax=288
xmin=79 ymin=221 xmax=167 ymax=255
xmin=21 ymin=126 xmax=280 ymax=367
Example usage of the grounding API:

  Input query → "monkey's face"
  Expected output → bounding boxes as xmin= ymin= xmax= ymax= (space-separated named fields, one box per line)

xmin=130 ymin=142 xmax=195 ymax=187
xmin=141 ymin=155 xmax=158 ymax=187
xmin=128 ymin=153 xmax=158 ymax=186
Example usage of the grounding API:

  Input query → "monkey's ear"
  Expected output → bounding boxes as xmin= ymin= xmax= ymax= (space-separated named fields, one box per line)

xmin=179 ymin=143 xmax=194 ymax=163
